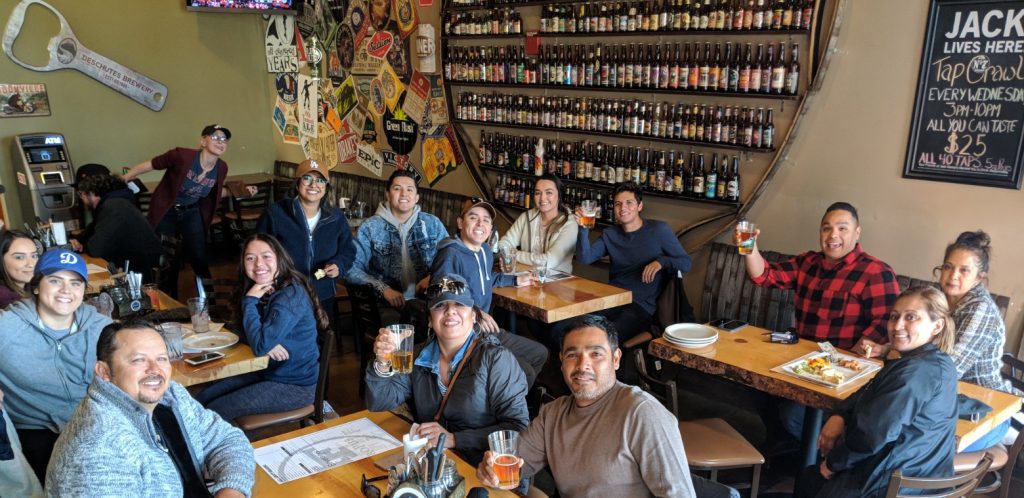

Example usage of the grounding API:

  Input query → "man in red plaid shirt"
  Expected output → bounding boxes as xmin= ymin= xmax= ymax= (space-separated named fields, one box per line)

xmin=737 ymin=202 xmax=899 ymax=351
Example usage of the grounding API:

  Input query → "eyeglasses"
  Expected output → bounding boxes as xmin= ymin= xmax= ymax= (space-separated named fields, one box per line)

xmin=300 ymin=174 xmax=329 ymax=186
xmin=207 ymin=135 xmax=229 ymax=143
xmin=360 ymin=474 xmax=386 ymax=498
xmin=426 ymin=278 xmax=467 ymax=300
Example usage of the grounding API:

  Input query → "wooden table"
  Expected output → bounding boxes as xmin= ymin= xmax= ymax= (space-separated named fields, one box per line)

xmin=648 ymin=324 xmax=1023 ymax=462
xmin=172 ymin=343 xmax=269 ymax=387
xmin=492 ymin=273 xmax=632 ymax=323
xmin=252 ymin=410 xmax=516 ymax=497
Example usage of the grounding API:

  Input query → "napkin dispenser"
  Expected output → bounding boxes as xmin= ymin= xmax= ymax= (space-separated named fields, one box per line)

xmin=105 ymin=283 xmax=151 ymax=318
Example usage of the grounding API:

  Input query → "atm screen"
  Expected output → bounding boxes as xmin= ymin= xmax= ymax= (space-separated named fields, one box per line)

xmin=27 ymin=147 xmax=61 ymax=163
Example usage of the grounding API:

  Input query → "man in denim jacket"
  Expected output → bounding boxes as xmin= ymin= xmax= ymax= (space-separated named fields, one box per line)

xmin=347 ymin=170 xmax=448 ymax=326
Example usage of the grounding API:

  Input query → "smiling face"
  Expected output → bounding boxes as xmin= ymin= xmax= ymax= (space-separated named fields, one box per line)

xmin=429 ymin=301 xmax=476 ymax=343
xmin=296 ymin=171 xmax=328 ymax=204
xmin=35 ymin=270 xmax=85 ymax=323
xmin=387 ymin=175 xmax=419 ymax=217
xmin=243 ymin=240 xmax=279 ymax=286
xmin=560 ymin=326 xmax=621 ymax=407
xmin=201 ymin=131 xmax=229 ymax=157
xmin=457 ymin=206 xmax=493 ymax=248
xmin=4 ymin=237 xmax=38 ymax=287
xmin=95 ymin=328 xmax=172 ymax=412
xmin=534 ymin=179 xmax=560 ymax=217
xmin=939 ymin=248 xmax=985 ymax=304
xmin=887 ymin=296 xmax=943 ymax=353
xmin=613 ymin=190 xmax=642 ymax=227
xmin=819 ymin=209 xmax=860 ymax=262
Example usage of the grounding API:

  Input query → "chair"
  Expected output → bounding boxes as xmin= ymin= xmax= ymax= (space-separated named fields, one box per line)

xmin=332 ymin=282 xmax=354 ymax=355
xmin=885 ymin=453 xmax=992 ymax=498
xmin=224 ymin=180 xmax=272 ymax=244
xmin=153 ymin=234 xmax=181 ymax=298
xmin=136 ymin=191 xmax=153 ymax=216
xmin=346 ymin=283 xmax=382 ymax=399
xmin=633 ymin=349 xmax=763 ymax=497
xmin=701 ymin=242 xmax=796 ymax=332
xmin=950 ymin=353 xmax=1024 ymax=498
xmin=622 ymin=269 xmax=695 ymax=349
xmin=234 ymin=324 xmax=335 ymax=432
xmin=200 ymin=277 xmax=236 ymax=323
xmin=272 ymin=175 xmax=294 ymax=204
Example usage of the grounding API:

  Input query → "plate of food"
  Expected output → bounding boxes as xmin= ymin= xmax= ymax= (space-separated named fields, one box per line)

xmin=183 ymin=331 xmax=239 ymax=352
xmin=772 ymin=351 xmax=881 ymax=388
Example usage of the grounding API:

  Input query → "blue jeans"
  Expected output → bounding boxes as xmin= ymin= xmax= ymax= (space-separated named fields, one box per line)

xmin=156 ymin=204 xmax=211 ymax=281
xmin=963 ymin=418 xmax=1011 ymax=452
xmin=195 ymin=372 xmax=316 ymax=423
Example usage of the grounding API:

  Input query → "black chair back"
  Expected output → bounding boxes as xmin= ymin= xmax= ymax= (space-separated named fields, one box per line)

xmin=633 ymin=349 xmax=679 ymax=419
xmin=885 ymin=453 xmax=992 ymax=498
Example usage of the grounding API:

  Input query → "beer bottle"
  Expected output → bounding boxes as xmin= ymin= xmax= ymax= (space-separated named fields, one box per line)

xmin=658 ymin=44 xmax=670 ymax=88
xmin=750 ymin=43 xmax=764 ymax=92
xmin=716 ymin=159 xmax=728 ymax=199
xmin=741 ymin=106 xmax=754 ymax=147
xmin=692 ymin=153 xmax=705 ymax=197
xmin=673 ymin=152 xmax=685 ymax=193
xmin=733 ymin=0 xmax=746 ymax=29
xmin=697 ymin=43 xmax=710 ymax=90
xmin=727 ymin=155 xmax=740 ymax=202
xmin=719 ymin=42 xmax=732 ymax=91
xmin=656 ymin=150 xmax=669 ymax=190
xmin=751 ymin=107 xmax=764 ymax=148
xmin=616 ymin=147 xmax=628 ymax=183
xmin=770 ymin=42 xmax=786 ymax=94
xmin=804 ymin=0 xmax=817 ymax=30
xmin=739 ymin=43 xmax=752 ymax=92
xmin=708 ymin=43 xmax=721 ymax=90
xmin=479 ymin=130 xmax=489 ymax=165
xmin=759 ymin=44 xmax=773 ymax=93
xmin=562 ymin=141 xmax=574 ymax=177
xmin=762 ymin=108 xmax=775 ymax=148
xmin=786 ymin=43 xmax=800 ymax=95
xmin=642 ymin=45 xmax=654 ymax=88
xmin=705 ymin=153 xmax=718 ymax=199
xmin=711 ymin=106 xmax=723 ymax=142
xmin=752 ymin=0 xmax=764 ymax=29
xmin=699 ymin=0 xmax=711 ymax=29
xmin=687 ymin=42 xmax=700 ymax=89
xmin=781 ymin=0 xmax=793 ymax=28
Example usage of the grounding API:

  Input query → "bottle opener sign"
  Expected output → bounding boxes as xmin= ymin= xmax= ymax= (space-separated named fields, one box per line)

xmin=2 ymin=0 xmax=169 ymax=111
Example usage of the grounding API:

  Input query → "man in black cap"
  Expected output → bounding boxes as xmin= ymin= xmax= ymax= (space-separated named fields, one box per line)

xmin=73 ymin=174 xmax=161 ymax=281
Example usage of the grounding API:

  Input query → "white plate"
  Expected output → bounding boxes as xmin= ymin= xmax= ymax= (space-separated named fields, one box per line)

xmin=666 ymin=336 xmax=717 ymax=346
xmin=664 ymin=323 xmax=718 ymax=343
xmin=771 ymin=351 xmax=882 ymax=388
xmin=183 ymin=332 xmax=239 ymax=352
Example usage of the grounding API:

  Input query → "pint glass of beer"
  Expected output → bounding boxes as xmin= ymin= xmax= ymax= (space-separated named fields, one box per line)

xmin=736 ymin=220 xmax=757 ymax=255
xmin=488 ymin=430 xmax=520 ymax=490
xmin=580 ymin=200 xmax=599 ymax=229
xmin=387 ymin=324 xmax=415 ymax=374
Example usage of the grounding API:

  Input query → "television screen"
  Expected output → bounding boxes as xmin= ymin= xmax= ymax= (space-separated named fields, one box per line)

xmin=186 ymin=0 xmax=298 ymax=14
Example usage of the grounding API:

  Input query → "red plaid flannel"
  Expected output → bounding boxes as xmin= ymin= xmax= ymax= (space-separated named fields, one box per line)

xmin=751 ymin=244 xmax=899 ymax=349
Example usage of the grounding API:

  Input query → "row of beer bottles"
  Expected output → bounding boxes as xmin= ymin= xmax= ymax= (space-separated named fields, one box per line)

xmin=480 ymin=131 xmax=741 ymax=202
xmin=444 ymin=8 xmax=523 ymax=35
xmin=445 ymin=41 xmax=799 ymax=95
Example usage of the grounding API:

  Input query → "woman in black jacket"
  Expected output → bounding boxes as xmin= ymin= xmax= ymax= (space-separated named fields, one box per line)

xmin=795 ymin=286 xmax=959 ymax=498
xmin=364 ymin=273 xmax=529 ymax=466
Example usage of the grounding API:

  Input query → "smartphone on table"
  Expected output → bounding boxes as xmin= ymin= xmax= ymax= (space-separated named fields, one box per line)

xmin=184 ymin=351 xmax=225 ymax=366
xmin=709 ymin=318 xmax=748 ymax=332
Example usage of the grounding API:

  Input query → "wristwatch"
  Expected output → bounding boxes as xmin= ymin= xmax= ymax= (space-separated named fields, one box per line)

xmin=373 ymin=357 xmax=394 ymax=377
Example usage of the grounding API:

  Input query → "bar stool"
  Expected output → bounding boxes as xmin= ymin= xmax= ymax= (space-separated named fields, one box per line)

xmin=633 ymin=349 xmax=764 ymax=498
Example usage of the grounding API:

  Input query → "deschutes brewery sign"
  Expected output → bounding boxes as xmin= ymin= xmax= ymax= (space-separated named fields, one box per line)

xmin=904 ymin=0 xmax=1024 ymax=189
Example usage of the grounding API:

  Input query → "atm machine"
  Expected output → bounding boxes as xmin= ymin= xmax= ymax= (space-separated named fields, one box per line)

xmin=10 ymin=132 xmax=78 ymax=230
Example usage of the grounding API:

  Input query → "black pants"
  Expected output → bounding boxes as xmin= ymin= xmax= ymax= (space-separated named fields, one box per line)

xmin=15 ymin=427 xmax=59 ymax=485
xmin=157 ymin=204 xmax=211 ymax=295
xmin=496 ymin=332 xmax=548 ymax=389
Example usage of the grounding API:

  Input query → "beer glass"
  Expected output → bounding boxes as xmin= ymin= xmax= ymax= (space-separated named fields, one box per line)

xmin=498 ymin=241 xmax=517 ymax=274
xmin=188 ymin=297 xmax=210 ymax=334
xmin=143 ymin=284 xmax=161 ymax=310
xmin=157 ymin=323 xmax=184 ymax=361
xmin=736 ymin=220 xmax=757 ymax=255
xmin=532 ymin=254 xmax=549 ymax=286
xmin=580 ymin=200 xmax=598 ymax=229
xmin=387 ymin=324 xmax=415 ymax=374
xmin=488 ymin=430 xmax=520 ymax=490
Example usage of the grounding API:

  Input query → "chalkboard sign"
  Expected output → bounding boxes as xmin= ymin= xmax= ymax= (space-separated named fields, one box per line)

xmin=904 ymin=0 xmax=1024 ymax=189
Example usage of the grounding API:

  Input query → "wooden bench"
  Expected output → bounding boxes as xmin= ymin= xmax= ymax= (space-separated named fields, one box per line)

xmin=701 ymin=242 xmax=1011 ymax=329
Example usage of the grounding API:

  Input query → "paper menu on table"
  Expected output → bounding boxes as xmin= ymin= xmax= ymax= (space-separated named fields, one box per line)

xmin=254 ymin=417 xmax=401 ymax=484
xmin=86 ymin=264 xmax=109 ymax=275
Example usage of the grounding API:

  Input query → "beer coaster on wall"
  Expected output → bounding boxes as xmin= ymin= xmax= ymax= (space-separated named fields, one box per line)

xmin=337 ymin=25 xmax=355 ymax=70
xmin=362 ymin=113 xmax=379 ymax=144
xmin=0 ymin=83 xmax=50 ymax=117
xmin=368 ymin=0 xmax=392 ymax=32
xmin=266 ymin=15 xmax=299 ymax=73
xmin=369 ymin=78 xmax=387 ymax=116
xmin=348 ymin=0 xmax=369 ymax=47
xmin=386 ymin=32 xmax=412 ymax=83
xmin=393 ymin=0 xmax=417 ymax=39
xmin=346 ymin=105 xmax=367 ymax=136
xmin=352 ymin=38 xmax=385 ymax=75
xmin=415 ymin=24 xmax=435 ymax=74
xmin=298 ymin=74 xmax=319 ymax=139
xmin=327 ymin=0 xmax=349 ymax=22
xmin=422 ymin=129 xmax=457 ymax=186
xmin=427 ymin=74 xmax=448 ymax=126
xmin=377 ymin=62 xmax=404 ymax=112
xmin=444 ymin=125 xmax=464 ymax=166
xmin=367 ymin=31 xmax=394 ymax=59
xmin=335 ymin=76 xmax=358 ymax=119
xmin=353 ymin=76 xmax=373 ymax=108
xmin=275 ymin=73 xmax=298 ymax=104
xmin=400 ymin=162 xmax=423 ymax=184
xmin=312 ymin=123 xmax=340 ymax=169
xmin=357 ymin=141 xmax=384 ymax=176
xmin=338 ymin=132 xmax=359 ymax=163
xmin=297 ymin=0 xmax=330 ymax=38
xmin=385 ymin=101 xmax=418 ymax=155
xmin=402 ymin=71 xmax=429 ymax=125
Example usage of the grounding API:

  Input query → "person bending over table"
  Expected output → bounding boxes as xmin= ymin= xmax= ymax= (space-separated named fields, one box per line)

xmin=346 ymin=169 xmax=448 ymax=333
xmin=0 ymin=230 xmax=39 ymax=308
xmin=73 ymin=173 xmax=161 ymax=282
xmin=196 ymin=234 xmax=326 ymax=422
xmin=365 ymin=273 xmax=529 ymax=466
xmin=257 ymin=158 xmax=355 ymax=317
xmin=46 ymin=320 xmax=254 ymax=497
xmin=0 ymin=249 xmax=111 ymax=483
xmin=475 ymin=314 xmax=739 ymax=498
xmin=498 ymin=173 xmax=578 ymax=274
xmin=430 ymin=199 xmax=548 ymax=387
xmin=122 ymin=124 xmax=231 ymax=283
xmin=573 ymin=182 xmax=691 ymax=346
xmin=0 ymin=387 xmax=42 ymax=498
xmin=794 ymin=286 xmax=958 ymax=498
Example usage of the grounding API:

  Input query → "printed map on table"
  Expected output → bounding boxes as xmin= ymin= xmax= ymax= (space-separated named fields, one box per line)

xmin=255 ymin=417 xmax=400 ymax=484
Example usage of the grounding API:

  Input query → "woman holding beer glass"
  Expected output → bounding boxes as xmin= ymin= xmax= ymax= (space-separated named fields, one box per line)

xmin=795 ymin=287 xmax=958 ymax=498
xmin=364 ymin=273 xmax=529 ymax=466
xmin=498 ymin=173 xmax=578 ymax=273
xmin=196 ymin=234 xmax=327 ymax=422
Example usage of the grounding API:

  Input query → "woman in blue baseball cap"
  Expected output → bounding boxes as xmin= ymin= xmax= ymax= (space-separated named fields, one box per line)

xmin=0 ymin=248 xmax=112 ymax=483
xmin=364 ymin=273 xmax=529 ymax=466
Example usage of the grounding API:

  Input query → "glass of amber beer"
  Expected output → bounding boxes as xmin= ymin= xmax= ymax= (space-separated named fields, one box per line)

xmin=736 ymin=220 xmax=757 ymax=255
xmin=580 ymin=200 xmax=598 ymax=229
xmin=488 ymin=430 xmax=520 ymax=490
xmin=387 ymin=324 xmax=415 ymax=374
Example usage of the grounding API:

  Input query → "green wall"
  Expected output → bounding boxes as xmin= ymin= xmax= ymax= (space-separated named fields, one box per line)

xmin=0 ymin=0 xmax=275 ymax=227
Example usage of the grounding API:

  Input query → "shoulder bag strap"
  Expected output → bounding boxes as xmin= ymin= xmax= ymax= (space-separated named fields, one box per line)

xmin=432 ymin=338 xmax=479 ymax=422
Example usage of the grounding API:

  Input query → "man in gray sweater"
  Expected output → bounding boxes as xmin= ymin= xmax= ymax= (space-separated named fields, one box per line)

xmin=45 ymin=320 xmax=254 ymax=497
xmin=476 ymin=314 xmax=699 ymax=497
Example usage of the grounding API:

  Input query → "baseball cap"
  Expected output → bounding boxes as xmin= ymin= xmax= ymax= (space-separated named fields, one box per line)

xmin=461 ymin=197 xmax=496 ymax=219
xmin=295 ymin=159 xmax=329 ymax=179
xmin=200 ymin=124 xmax=232 ymax=140
xmin=36 ymin=249 xmax=88 ymax=281
xmin=426 ymin=274 xmax=475 ymax=310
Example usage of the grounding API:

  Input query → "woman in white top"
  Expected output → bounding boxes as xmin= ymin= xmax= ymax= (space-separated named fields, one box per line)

xmin=498 ymin=173 xmax=578 ymax=273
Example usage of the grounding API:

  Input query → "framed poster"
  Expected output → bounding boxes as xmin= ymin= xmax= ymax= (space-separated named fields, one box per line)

xmin=904 ymin=0 xmax=1024 ymax=189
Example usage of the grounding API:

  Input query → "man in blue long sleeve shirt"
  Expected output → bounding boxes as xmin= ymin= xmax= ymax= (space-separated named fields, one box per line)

xmin=575 ymin=183 xmax=692 ymax=343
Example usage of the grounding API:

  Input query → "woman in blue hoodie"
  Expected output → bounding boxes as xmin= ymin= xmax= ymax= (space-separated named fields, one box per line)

xmin=196 ymin=234 xmax=328 ymax=422
xmin=256 ymin=159 xmax=355 ymax=311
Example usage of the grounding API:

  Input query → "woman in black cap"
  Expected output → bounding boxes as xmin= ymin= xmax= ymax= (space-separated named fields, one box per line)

xmin=364 ymin=273 xmax=529 ymax=466
xmin=122 ymin=124 xmax=231 ymax=285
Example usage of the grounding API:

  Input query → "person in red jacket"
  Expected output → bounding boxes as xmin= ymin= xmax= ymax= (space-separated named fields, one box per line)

xmin=123 ymin=125 xmax=231 ymax=287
